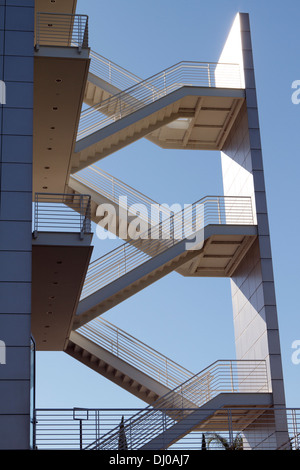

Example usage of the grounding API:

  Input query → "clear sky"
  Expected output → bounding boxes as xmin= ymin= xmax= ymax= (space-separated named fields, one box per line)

xmin=36 ymin=0 xmax=300 ymax=411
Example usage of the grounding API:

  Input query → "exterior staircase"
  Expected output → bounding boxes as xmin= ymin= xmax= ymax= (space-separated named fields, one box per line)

xmin=71 ymin=59 xmax=244 ymax=173
xmin=67 ymin=164 xmax=172 ymax=241
xmin=38 ymin=42 xmax=271 ymax=449
xmin=65 ymin=316 xmax=193 ymax=405
xmin=65 ymin=316 xmax=269 ymax=451
xmin=81 ymin=357 xmax=269 ymax=450
xmin=72 ymin=194 xmax=254 ymax=329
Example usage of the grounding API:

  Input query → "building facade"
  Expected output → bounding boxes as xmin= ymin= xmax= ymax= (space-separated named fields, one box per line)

xmin=0 ymin=0 xmax=290 ymax=450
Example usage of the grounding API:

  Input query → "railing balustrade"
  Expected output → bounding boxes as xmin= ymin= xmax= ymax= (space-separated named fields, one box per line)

xmin=81 ymin=195 xmax=253 ymax=299
xmin=71 ymin=165 xmax=172 ymax=222
xmin=89 ymin=49 xmax=142 ymax=90
xmin=33 ymin=193 xmax=91 ymax=237
xmin=35 ymin=13 xmax=89 ymax=50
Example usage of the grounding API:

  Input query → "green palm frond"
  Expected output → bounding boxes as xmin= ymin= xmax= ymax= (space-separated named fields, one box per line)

xmin=207 ymin=432 xmax=243 ymax=450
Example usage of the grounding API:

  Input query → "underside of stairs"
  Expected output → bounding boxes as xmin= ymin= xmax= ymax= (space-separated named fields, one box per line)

xmin=72 ymin=99 xmax=188 ymax=173
xmin=65 ymin=328 xmax=188 ymax=406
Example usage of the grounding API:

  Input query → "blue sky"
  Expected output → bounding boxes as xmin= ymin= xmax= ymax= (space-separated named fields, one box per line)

xmin=36 ymin=0 xmax=300 ymax=410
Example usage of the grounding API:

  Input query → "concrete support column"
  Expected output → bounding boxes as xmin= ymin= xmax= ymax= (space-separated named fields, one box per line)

xmin=219 ymin=13 xmax=287 ymax=449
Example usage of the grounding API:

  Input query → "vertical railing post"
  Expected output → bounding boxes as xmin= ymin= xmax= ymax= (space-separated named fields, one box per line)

xmin=79 ymin=195 xmax=84 ymax=239
xmin=123 ymin=245 xmax=126 ymax=275
xmin=96 ymin=410 xmax=100 ymax=450
xmin=73 ymin=408 xmax=89 ymax=450
xmin=292 ymin=409 xmax=299 ymax=450
xmin=249 ymin=196 xmax=254 ymax=225
xmin=170 ymin=213 xmax=174 ymax=244
xmin=32 ymin=409 xmax=37 ymax=450
xmin=109 ymin=61 xmax=112 ymax=84
xmin=217 ymin=197 xmax=221 ymax=224
xmin=82 ymin=16 xmax=89 ymax=49
xmin=116 ymin=326 xmax=119 ymax=358
xmin=35 ymin=12 xmax=40 ymax=50
xmin=163 ymin=71 xmax=167 ymax=95
xmin=79 ymin=418 xmax=83 ymax=450
xmin=230 ymin=361 xmax=234 ymax=392
xmin=112 ymin=176 xmax=115 ymax=202
xmin=33 ymin=193 xmax=38 ymax=238
xmin=165 ymin=358 xmax=168 ymax=388
xmin=86 ymin=196 xmax=91 ymax=233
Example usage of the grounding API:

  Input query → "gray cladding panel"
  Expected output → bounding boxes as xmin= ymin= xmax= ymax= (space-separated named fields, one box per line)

xmin=0 ymin=1 xmax=34 ymax=448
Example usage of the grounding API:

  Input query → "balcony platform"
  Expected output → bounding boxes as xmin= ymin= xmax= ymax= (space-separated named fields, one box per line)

xmin=177 ymin=224 xmax=257 ymax=277
xmin=33 ymin=47 xmax=90 ymax=195
xmin=32 ymin=231 xmax=93 ymax=351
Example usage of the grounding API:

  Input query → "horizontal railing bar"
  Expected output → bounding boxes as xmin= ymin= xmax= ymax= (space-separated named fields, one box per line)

xmin=34 ymin=400 xmax=292 ymax=451
xmin=35 ymin=12 xmax=89 ymax=49
xmin=33 ymin=193 xmax=91 ymax=236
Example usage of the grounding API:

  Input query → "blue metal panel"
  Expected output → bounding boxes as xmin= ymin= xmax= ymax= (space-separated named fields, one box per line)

xmin=4 ymin=56 xmax=34 ymax=82
xmin=2 ymin=108 xmax=33 ymax=135
xmin=1 ymin=162 xmax=32 ymax=191
xmin=0 ymin=251 xmax=32 ymax=282
xmin=0 ymin=315 xmax=31 ymax=344
xmin=0 ymin=281 xmax=32 ymax=314
xmin=4 ymin=30 xmax=34 ymax=56
xmin=0 ymin=191 xmax=32 ymax=220
xmin=0 ymin=221 xmax=32 ymax=251
xmin=4 ymin=81 xmax=33 ymax=108
xmin=1 ymin=135 xmax=33 ymax=163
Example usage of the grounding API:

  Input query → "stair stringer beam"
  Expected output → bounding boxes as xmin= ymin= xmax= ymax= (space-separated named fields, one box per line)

xmin=84 ymin=72 xmax=124 ymax=107
xmin=140 ymin=392 xmax=273 ymax=450
xmin=65 ymin=331 xmax=173 ymax=405
xmin=73 ymin=109 xmax=188 ymax=173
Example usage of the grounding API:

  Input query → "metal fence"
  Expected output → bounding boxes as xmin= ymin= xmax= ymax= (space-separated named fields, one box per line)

xmin=35 ymin=13 xmax=89 ymax=50
xmin=33 ymin=193 xmax=91 ymax=237
xmin=33 ymin=406 xmax=299 ymax=451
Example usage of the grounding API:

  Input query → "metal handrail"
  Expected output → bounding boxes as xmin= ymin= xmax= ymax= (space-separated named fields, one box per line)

xmin=35 ymin=13 xmax=89 ymax=50
xmin=33 ymin=193 xmax=91 ymax=236
xmin=80 ymin=195 xmax=253 ymax=299
xmin=77 ymin=60 xmax=241 ymax=140
xmin=89 ymin=49 xmax=142 ymax=90
xmin=87 ymin=359 xmax=269 ymax=450
xmin=71 ymin=165 xmax=173 ymax=221
xmin=77 ymin=317 xmax=193 ymax=390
